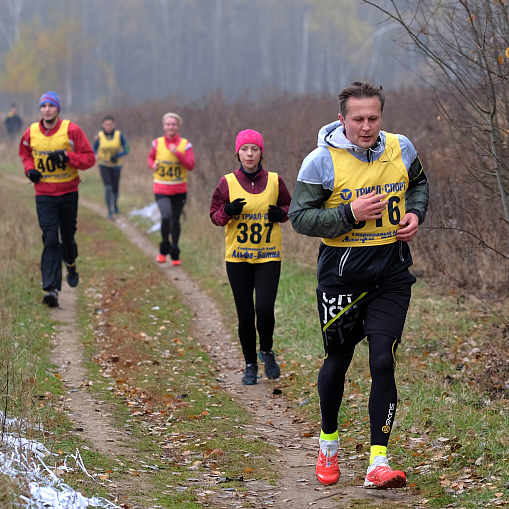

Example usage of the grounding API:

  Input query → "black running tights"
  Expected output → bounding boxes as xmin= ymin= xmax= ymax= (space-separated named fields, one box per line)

xmin=155 ymin=193 xmax=186 ymax=250
xmin=318 ymin=333 xmax=399 ymax=446
xmin=226 ymin=261 xmax=281 ymax=365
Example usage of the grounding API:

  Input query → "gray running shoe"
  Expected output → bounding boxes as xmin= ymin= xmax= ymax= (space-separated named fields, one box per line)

xmin=259 ymin=350 xmax=280 ymax=379
xmin=242 ymin=363 xmax=258 ymax=385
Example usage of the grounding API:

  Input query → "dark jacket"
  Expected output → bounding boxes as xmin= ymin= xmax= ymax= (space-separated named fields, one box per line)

xmin=289 ymin=121 xmax=429 ymax=292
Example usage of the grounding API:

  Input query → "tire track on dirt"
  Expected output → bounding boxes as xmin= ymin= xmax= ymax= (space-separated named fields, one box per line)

xmin=50 ymin=286 xmax=154 ymax=505
xmin=78 ymin=197 xmax=415 ymax=509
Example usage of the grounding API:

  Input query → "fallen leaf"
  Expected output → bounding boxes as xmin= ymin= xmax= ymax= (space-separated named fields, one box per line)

xmin=55 ymin=373 xmax=62 ymax=379
xmin=211 ymin=448 xmax=224 ymax=456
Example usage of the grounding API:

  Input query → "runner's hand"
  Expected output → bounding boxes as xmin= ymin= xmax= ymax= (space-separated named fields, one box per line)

xmin=396 ymin=212 xmax=419 ymax=242
xmin=110 ymin=154 xmax=119 ymax=164
xmin=27 ymin=169 xmax=42 ymax=183
xmin=224 ymin=198 xmax=246 ymax=216
xmin=350 ymin=191 xmax=387 ymax=221
xmin=47 ymin=150 xmax=69 ymax=166
xmin=267 ymin=205 xmax=286 ymax=222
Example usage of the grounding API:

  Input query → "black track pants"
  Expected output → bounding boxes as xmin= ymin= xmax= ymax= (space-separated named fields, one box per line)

xmin=155 ymin=193 xmax=186 ymax=259
xmin=99 ymin=165 xmax=121 ymax=214
xmin=226 ymin=261 xmax=281 ymax=365
xmin=318 ymin=333 xmax=399 ymax=446
xmin=36 ymin=192 xmax=79 ymax=292
xmin=99 ymin=165 xmax=121 ymax=194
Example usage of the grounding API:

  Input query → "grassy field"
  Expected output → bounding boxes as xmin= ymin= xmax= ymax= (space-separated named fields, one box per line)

xmin=2 ymin=141 xmax=509 ymax=508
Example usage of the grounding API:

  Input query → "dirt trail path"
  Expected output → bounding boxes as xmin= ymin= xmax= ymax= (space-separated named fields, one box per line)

xmin=50 ymin=285 xmax=154 ymax=502
xmin=77 ymin=198 xmax=415 ymax=509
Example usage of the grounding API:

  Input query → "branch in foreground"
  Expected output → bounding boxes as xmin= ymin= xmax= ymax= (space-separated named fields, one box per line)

xmin=421 ymin=225 xmax=509 ymax=261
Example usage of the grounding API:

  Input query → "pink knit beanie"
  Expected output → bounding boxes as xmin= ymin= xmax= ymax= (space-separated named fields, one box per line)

xmin=235 ymin=129 xmax=264 ymax=154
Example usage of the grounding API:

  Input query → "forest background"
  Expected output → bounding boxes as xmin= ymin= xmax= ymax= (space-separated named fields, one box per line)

xmin=0 ymin=0 xmax=423 ymax=112
xmin=0 ymin=0 xmax=506 ymax=295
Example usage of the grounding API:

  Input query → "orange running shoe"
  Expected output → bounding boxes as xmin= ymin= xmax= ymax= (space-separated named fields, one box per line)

xmin=363 ymin=456 xmax=406 ymax=489
xmin=172 ymin=260 xmax=181 ymax=266
xmin=156 ymin=254 xmax=166 ymax=263
xmin=316 ymin=440 xmax=340 ymax=485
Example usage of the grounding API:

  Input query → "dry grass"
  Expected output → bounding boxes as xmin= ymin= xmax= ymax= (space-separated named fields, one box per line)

xmin=5 ymin=88 xmax=507 ymax=296
xmin=0 ymin=178 xmax=46 ymax=503
xmin=81 ymin=90 xmax=507 ymax=296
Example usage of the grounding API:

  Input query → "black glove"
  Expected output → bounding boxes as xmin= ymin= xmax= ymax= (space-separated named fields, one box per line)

xmin=224 ymin=197 xmax=246 ymax=216
xmin=47 ymin=150 xmax=69 ymax=166
xmin=267 ymin=205 xmax=286 ymax=222
xmin=27 ymin=169 xmax=42 ymax=183
xmin=110 ymin=154 xmax=119 ymax=164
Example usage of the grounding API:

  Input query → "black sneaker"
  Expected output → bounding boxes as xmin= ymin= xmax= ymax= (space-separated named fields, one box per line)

xmin=242 ymin=363 xmax=258 ymax=385
xmin=42 ymin=289 xmax=59 ymax=307
xmin=259 ymin=350 xmax=280 ymax=379
xmin=65 ymin=263 xmax=79 ymax=287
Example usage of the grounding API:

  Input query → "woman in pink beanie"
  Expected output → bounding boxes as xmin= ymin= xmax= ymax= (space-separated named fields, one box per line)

xmin=210 ymin=129 xmax=291 ymax=385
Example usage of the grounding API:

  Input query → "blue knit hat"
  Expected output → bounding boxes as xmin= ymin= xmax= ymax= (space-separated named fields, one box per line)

xmin=39 ymin=92 xmax=61 ymax=112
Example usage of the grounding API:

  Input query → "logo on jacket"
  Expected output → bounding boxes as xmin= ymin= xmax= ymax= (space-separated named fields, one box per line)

xmin=340 ymin=189 xmax=352 ymax=200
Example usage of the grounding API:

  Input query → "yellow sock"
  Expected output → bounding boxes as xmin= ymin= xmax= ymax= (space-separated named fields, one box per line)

xmin=320 ymin=429 xmax=339 ymax=441
xmin=370 ymin=445 xmax=387 ymax=464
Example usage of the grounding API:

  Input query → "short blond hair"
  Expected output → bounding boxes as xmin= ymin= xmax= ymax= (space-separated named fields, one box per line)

xmin=162 ymin=112 xmax=183 ymax=126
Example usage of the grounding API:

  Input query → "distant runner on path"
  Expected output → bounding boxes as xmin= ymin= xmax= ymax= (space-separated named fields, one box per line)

xmin=93 ymin=116 xmax=130 ymax=219
xmin=289 ymin=82 xmax=429 ymax=489
xmin=19 ymin=91 xmax=95 ymax=307
xmin=148 ymin=112 xmax=195 ymax=266
xmin=5 ymin=103 xmax=23 ymax=141
xmin=210 ymin=129 xmax=291 ymax=385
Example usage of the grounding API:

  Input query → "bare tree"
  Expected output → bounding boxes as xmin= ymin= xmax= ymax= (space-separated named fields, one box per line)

xmin=363 ymin=0 xmax=509 ymax=240
xmin=0 ymin=0 xmax=25 ymax=47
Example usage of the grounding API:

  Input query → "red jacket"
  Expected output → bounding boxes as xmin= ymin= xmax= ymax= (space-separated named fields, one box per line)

xmin=210 ymin=168 xmax=291 ymax=227
xmin=147 ymin=134 xmax=195 ymax=195
xmin=19 ymin=119 xmax=95 ymax=196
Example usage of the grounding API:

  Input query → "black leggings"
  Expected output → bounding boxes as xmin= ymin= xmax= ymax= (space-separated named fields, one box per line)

xmin=318 ymin=334 xmax=399 ymax=446
xmin=99 ymin=165 xmax=121 ymax=194
xmin=155 ymin=193 xmax=186 ymax=259
xmin=100 ymin=165 xmax=121 ymax=215
xmin=226 ymin=261 xmax=281 ymax=365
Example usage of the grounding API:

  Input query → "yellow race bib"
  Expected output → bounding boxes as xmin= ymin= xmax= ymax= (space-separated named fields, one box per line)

xmin=224 ymin=172 xmax=282 ymax=263
xmin=323 ymin=133 xmax=408 ymax=246
xmin=97 ymin=130 xmax=122 ymax=167
xmin=153 ymin=137 xmax=188 ymax=185
xmin=30 ymin=120 xmax=78 ymax=183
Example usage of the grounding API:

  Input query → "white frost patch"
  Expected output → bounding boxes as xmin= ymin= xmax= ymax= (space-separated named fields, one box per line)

xmin=0 ymin=428 xmax=118 ymax=508
xmin=129 ymin=203 xmax=161 ymax=233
